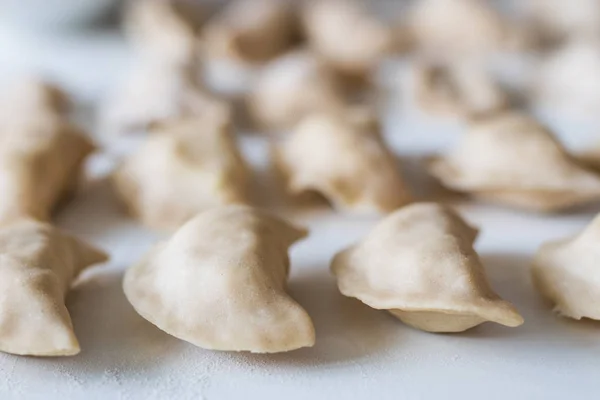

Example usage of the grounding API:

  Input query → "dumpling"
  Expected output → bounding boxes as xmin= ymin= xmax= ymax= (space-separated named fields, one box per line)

xmin=202 ymin=0 xmax=296 ymax=64
xmin=535 ymin=40 xmax=600 ymax=119
xmin=0 ymin=219 xmax=108 ymax=356
xmin=201 ymin=0 xmax=297 ymax=95
xmin=523 ymin=0 xmax=600 ymax=44
xmin=428 ymin=112 xmax=600 ymax=212
xmin=274 ymin=109 xmax=412 ymax=214
xmin=247 ymin=51 xmax=346 ymax=130
xmin=0 ymin=80 xmax=96 ymax=224
xmin=125 ymin=0 xmax=197 ymax=67
xmin=412 ymin=60 xmax=508 ymax=118
xmin=301 ymin=0 xmax=393 ymax=79
xmin=532 ymin=215 xmax=600 ymax=320
xmin=112 ymin=116 xmax=250 ymax=231
xmin=331 ymin=203 xmax=524 ymax=332
xmin=123 ymin=206 xmax=315 ymax=353
xmin=99 ymin=61 xmax=229 ymax=135
xmin=408 ymin=0 xmax=514 ymax=59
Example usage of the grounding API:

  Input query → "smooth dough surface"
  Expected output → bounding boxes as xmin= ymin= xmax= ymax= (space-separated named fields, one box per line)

xmin=274 ymin=110 xmax=412 ymax=214
xmin=123 ymin=206 xmax=315 ymax=353
xmin=247 ymin=50 xmax=346 ymax=130
xmin=532 ymin=215 xmax=600 ymax=320
xmin=0 ymin=80 xmax=96 ymax=223
xmin=331 ymin=203 xmax=524 ymax=332
xmin=428 ymin=112 xmax=600 ymax=212
xmin=112 ymin=116 xmax=249 ymax=231
xmin=0 ymin=220 xmax=108 ymax=356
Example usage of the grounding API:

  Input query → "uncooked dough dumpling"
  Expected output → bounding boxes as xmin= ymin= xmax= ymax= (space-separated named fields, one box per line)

xmin=124 ymin=206 xmax=315 ymax=353
xmin=428 ymin=112 xmax=600 ymax=212
xmin=247 ymin=51 xmax=346 ymax=130
xmin=535 ymin=40 xmax=600 ymax=119
xmin=408 ymin=0 xmax=513 ymax=59
xmin=532 ymin=215 xmax=600 ymax=320
xmin=524 ymin=0 xmax=600 ymax=44
xmin=125 ymin=0 xmax=197 ymax=67
xmin=0 ymin=80 xmax=96 ymax=224
xmin=331 ymin=203 xmax=524 ymax=332
xmin=412 ymin=61 xmax=508 ymax=118
xmin=112 ymin=116 xmax=249 ymax=231
xmin=302 ymin=0 xmax=393 ymax=78
xmin=202 ymin=0 xmax=296 ymax=64
xmin=274 ymin=109 xmax=412 ymax=214
xmin=0 ymin=219 xmax=108 ymax=356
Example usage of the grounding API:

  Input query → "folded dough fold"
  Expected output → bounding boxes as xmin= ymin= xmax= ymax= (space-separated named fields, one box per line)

xmin=274 ymin=110 xmax=412 ymax=213
xmin=428 ymin=112 xmax=600 ymax=212
xmin=112 ymin=116 xmax=249 ymax=231
xmin=124 ymin=206 xmax=315 ymax=353
xmin=532 ymin=215 xmax=600 ymax=320
xmin=0 ymin=220 xmax=108 ymax=356
xmin=331 ymin=203 xmax=524 ymax=332
xmin=0 ymin=80 xmax=96 ymax=224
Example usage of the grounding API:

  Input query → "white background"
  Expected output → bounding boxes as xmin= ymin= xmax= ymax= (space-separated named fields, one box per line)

xmin=0 ymin=11 xmax=600 ymax=400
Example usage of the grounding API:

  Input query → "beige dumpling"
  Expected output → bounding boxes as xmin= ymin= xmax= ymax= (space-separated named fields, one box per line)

xmin=124 ymin=206 xmax=315 ymax=353
xmin=274 ymin=110 xmax=412 ymax=214
xmin=408 ymin=0 xmax=512 ymax=59
xmin=125 ymin=0 xmax=197 ymax=67
xmin=99 ymin=61 xmax=229 ymax=135
xmin=247 ymin=51 xmax=346 ymax=130
xmin=112 ymin=116 xmax=250 ymax=231
xmin=302 ymin=0 xmax=393 ymax=78
xmin=331 ymin=203 xmax=524 ymax=333
xmin=412 ymin=61 xmax=508 ymax=118
xmin=202 ymin=0 xmax=296 ymax=64
xmin=0 ymin=219 xmax=108 ymax=356
xmin=532 ymin=215 xmax=600 ymax=320
xmin=524 ymin=0 xmax=600 ymax=44
xmin=535 ymin=40 xmax=600 ymax=118
xmin=0 ymin=80 xmax=96 ymax=224
xmin=428 ymin=112 xmax=600 ymax=212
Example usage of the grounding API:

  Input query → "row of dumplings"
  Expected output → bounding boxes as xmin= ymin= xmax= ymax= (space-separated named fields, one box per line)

xmin=5 ymin=198 xmax=599 ymax=357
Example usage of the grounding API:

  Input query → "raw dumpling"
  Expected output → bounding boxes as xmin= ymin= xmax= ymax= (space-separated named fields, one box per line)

xmin=125 ymin=0 xmax=197 ymax=67
xmin=0 ymin=219 xmax=108 ymax=356
xmin=201 ymin=0 xmax=297 ymax=95
xmin=124 ymin=206 xmax=315 ymax=353
xmin=247 ymin=51 xmax=346 ymax=130
xmin=532 ymin=215 xmax=600 ymax=320
xmin=412 ymin=61 xmax=508 ymax=118
xmin=523 ymin=0 xmax=600 ymax=44
xmin=408 ymin=0 xmax=514 ymax=59
xmin=202 ymin=0 xmax=296 ymax=64
xmin=428 ymin=112 xmax=600 ymax=212
xmin=302 ymin=0 xmax=393 ymax=78
xmin=0 ymin=80 xmax=96 ymax=224
xmin=99 ymin=61 xmax=229 ymax=135
xmin=535 ymin=40 xmax=600 ymax=119
xmin=274 ymin=109 xmax=412 ymax=213
xmin=331 ymin=203 xmax=524 ymax=332
xmin=112 ymin=116 xmax=250 ymax=231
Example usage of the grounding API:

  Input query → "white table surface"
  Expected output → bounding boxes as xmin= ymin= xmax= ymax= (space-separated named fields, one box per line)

xmin=1 ymin=20 xmax=600 ymax=400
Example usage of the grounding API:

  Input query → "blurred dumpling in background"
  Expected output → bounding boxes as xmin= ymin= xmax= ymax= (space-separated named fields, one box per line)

xmin=274 ymin=108 xmax=412 ymax=214
xmin=200 ymin=0 xmax=298 ymax=96
xmin=411 ymin=60 xmax=508 ymax=119
xmin=301 ymin=0 xmax=393 ymax=81
xmin=247 ymin=50 xmax=347 ymax=131
xmin=428 ymin=112 xmax=600 ymax=212
xmin=535 ymin=39 xmax=600 ymax=119
xmin=112 ymin=115 xmax=250 ymax=231
xmin=0 ymin=79 xmax=96 ymax=223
